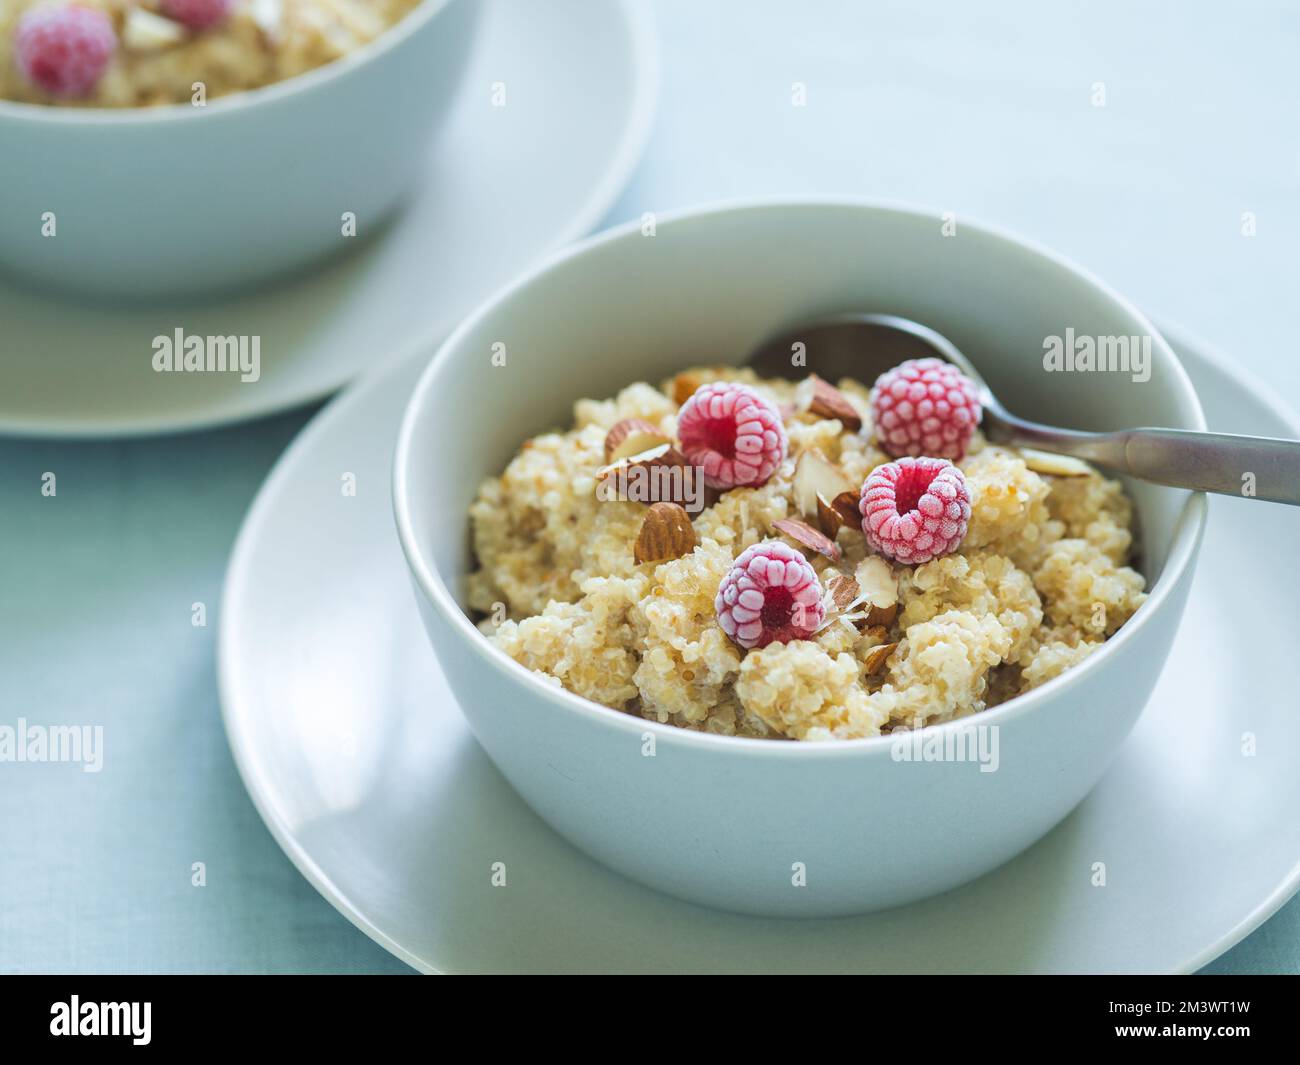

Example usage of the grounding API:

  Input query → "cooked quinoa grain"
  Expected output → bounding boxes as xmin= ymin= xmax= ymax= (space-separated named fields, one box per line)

xmin=1 ymin=0 xmax=423 ymax=107
xmin=468 ymin=368 xmax=1147 ymax=740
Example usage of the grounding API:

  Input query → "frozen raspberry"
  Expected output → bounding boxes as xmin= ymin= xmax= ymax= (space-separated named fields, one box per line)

xmin=677 ymin=382 xmax=787 ymax=490
xmin=870 ymin=358 xmax=982 ymax=461
xmin=14 ymin=5 xmax=116 ymax=99
xmin=715 ymin=541 xmax=824 ymax=649
xmin=161 ymin=0 xmax=234 ymax=31
xmin=859 ymin=457 xmax=970 ymax=565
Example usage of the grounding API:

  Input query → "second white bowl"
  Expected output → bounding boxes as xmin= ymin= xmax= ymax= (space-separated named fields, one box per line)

xmin=0 ymin=0 xmax=478 ymax=299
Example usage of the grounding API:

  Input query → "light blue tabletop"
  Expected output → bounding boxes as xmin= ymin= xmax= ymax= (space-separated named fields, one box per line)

xmin=1 ymin=0 xmax=1295 ymax=973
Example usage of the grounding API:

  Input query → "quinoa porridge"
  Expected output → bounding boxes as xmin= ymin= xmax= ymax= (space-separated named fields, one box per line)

xmin=468 ymin=362 xmax=1147 ymax=742
xmin=1 ymin=0 xmax=423 ymax=106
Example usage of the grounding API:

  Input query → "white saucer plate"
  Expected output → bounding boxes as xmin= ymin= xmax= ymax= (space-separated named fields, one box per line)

xmin=219 ymin=324 xmax=1300 ymax=974
xmin=0 ymin=0 xmax=657 ymax=438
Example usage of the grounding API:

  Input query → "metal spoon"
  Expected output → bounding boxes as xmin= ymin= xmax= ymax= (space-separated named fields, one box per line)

xmin=747 ymin=312 xmax=1300 ymax=506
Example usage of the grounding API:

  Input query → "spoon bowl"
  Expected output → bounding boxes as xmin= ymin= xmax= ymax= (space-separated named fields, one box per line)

xmin=748 ymin=311 xmax=991 ymax=397
xmin=749 ymin=312 xmax=1300 ymax=506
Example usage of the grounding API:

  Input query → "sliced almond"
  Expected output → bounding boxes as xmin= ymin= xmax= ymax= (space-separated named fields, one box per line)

xmin=792 ymin=377 xmax=815 ymax=414
xmin=1019 ymin=447 xmax=1093 ymax=477
xmin=597 ymin=442 xmax=686 ymax=483
xmin=863 ymin=641 xmax=898 ymax=674
xmin=670 ymin=370 xmax=706 ymax=406
xmin=792 ymin=449 xmax=854 ymax=522
xmin=824 ymin=572 xmax=859 ymax=612
xmin=830 ymin=489 xmax=861 ymax=530
xmin=249 ymin=0 xmax=284 ymax=40
xmin=604 ymin=418 xmax=670 ymax=463
xmin=772 ymin=517 xmax=842 ymax=561
xmin=855 ymin=556 xmax=899 ymax=627
xmin=866 ymin=604 xmax=898 ymax=628
xmin=817 ymin=570 xmax=860 ymax=632
xmin=598 ymin=444 xmax=708 ymax=512
xmin=815 ymin=493 xmax=843 ymax=538
xmin=798 ymin=374 xmax=863 ymax=430
xmin=123 ymin=8 xmax=185 ymax=49
xmin=634 ymin=502 xmax=697 ymax=565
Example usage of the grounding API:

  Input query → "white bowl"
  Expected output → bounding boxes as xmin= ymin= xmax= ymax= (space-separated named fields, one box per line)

xmin=0 ymin=0 xmax=478 ymax=299
xmin=393 ymin=198 xmax=1208 ymax=918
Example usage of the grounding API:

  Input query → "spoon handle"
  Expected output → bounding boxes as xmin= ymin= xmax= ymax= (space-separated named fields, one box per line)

xmin=992 ymin=421 xmax=1300 ymax=505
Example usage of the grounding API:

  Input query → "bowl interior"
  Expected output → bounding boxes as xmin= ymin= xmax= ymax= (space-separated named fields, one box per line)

xmin=0 ymin=0 xmax=454 ymax=124
xmin=401 ymin=200 xmax=1205 ymax=632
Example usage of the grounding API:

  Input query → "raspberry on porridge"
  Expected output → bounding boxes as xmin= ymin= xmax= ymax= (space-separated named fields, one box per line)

xmin=715 ymin=540 xmax=824 ymax=649
xmin=1 ymin=0 xmax=424 ymax=107
xmin=677 ymin=381 xmax=787 ymax=489
xmin=13 ymin=4 xmax=116 ymax=96
xmin=468 ymin=363 xmax=1147 ymax=741
xmin=859 ymin=456 xmax=971 ymax=565
xmin=870 ymin=357 xmax=982 ymax=460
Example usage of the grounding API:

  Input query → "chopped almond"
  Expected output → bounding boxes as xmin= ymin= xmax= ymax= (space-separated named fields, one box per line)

xmin=634 ymin=503 xmax=697 ymax=564
xmin=792 ymin=449 xmax=854 ymax=522
xmin=773 ymin=517 xmax=842 ymax=561
xmin=604 ymin=418 xmax=670 ymax=463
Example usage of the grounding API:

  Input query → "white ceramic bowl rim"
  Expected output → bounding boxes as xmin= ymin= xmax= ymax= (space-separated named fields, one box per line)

xmin=0 ymin=0 xmax=453 ymax=125
xmin=393 ymin=195 xmax=1210 ymax=759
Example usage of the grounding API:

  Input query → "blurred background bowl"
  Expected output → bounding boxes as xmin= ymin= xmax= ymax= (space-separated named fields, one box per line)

xmin=0 ymin=0 xmax=479 ymax=300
